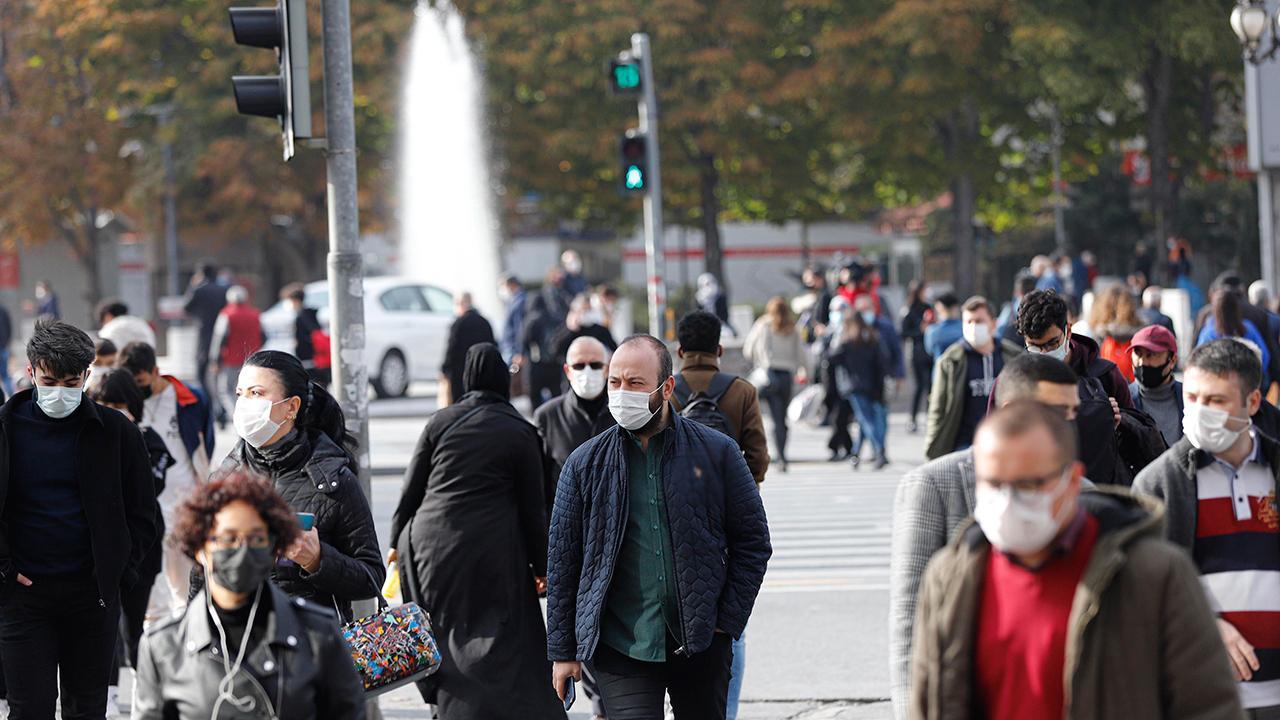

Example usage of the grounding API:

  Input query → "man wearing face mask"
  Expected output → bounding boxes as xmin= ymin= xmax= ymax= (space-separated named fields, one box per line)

xmin=1128 ymin=325 xmax=1183 ymax=447
xmin=924 ymin=297 xmax=1021 ymax=460
xmin=1016 ymin=289 xmax=1134 ymax=408
xmin=548 ymin=335 xmax=771 ymax=719
xmin=535 ymin=337 xmax=615 ymax=504
xmin=911 ymin=400 xmax=1241 ymax=720
xmin=0 ymin=319 xmax=159 ymax=718
xmin=1135 ymin=339 xmax=1280 ymax=717
xmin=553 ymin=294 xmax=618 ymax=367
xmin=119 ymin=341 xmax=215 ymax=621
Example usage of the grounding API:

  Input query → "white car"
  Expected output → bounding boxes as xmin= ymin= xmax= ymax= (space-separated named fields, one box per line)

xmin=260 ymin=276 xmax=454 ymax=398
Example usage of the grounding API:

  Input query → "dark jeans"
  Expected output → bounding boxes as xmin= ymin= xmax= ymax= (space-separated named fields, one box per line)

xmin=0 ymin=577 xmax=120 ymax=719
xmin=589 ymin=634 xmax=734 ymax=720
xmin=850 ymin=393 xmax=888 ymax=457
xmin=910 ymin=357 xmax=932 ymax=421
xmin=757 ymin=369 xmax=794 ymax=462
xmin=112 ymin=568 xmax=158 ymax=681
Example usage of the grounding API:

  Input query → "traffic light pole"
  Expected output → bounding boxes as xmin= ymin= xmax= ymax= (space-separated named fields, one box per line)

xmin=632 ymin=33 xmax=666 ymax=338
xmin=319 ymin=0 xmax=371 ymax=522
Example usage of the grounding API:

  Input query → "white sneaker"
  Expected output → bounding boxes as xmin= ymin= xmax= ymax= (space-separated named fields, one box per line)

xmin=105 ymin=685 xmax=121 ymax=718
xmin=0 ymin=699 xmax=10 ymax=720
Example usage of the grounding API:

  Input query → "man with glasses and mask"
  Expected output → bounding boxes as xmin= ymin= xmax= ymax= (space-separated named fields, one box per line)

xmin=0 ymin=319 xmax=159 ymax=717
xmin=1129 ymin=325 xmax=1183 ymax=447
xmin=911 ymin=400 xmax=1240 ymax=720
xmin=547 ymin=334 xmax=771 ymax=719
xmin=1136 ymin=339 xmax=1280 ymax=718
xmin=890 ymin=352 xmax=1087 ymax=718
xmin=1016 ymin=288 xmax=1134 ymax=408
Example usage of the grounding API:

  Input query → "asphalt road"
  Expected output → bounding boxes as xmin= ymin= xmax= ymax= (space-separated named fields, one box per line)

xmin=201 ymin=387 xmax=931 ymax=719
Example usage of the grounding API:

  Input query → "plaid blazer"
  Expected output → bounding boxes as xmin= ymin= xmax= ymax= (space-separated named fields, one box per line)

xmin=888 ymin=449 xmax=976 ymax=720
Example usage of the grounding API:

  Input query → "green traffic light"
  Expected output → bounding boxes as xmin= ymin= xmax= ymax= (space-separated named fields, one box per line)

xmin=625 ymin=164 xmax=645 ymax=190
xmin=613 ymin=63 xmax=641 ymax=90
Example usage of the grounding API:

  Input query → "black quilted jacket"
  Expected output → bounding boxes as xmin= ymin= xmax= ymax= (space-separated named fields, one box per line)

xmin=546 ymin=411 xmax=771 ymax=662
xmin=218 ymin=430 xmax=384 ymax=622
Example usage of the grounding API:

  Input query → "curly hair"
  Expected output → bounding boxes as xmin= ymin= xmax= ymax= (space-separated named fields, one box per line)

xmin=1016 ymin=289 xmax=1069 ymax=340
xmin=170 ymin=470 xmax=301 ymax=560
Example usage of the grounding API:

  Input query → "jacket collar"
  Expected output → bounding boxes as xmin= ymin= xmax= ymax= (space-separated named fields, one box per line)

xmin=679 ymin=351 xmax=721 ymax=372
xmin=1172 ymin=430 xmax=1280 ymax=474
xmin=564 ymin=386 xmax=608 ymax=418
xmin=163 ymin=376 xmax=200 ymax=407
xmin=182 ymin=584 xmax=308 ymax=655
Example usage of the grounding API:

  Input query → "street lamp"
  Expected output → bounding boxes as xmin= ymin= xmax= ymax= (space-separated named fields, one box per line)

xmin=1232 ymin=0 xmax=1280 ymax=63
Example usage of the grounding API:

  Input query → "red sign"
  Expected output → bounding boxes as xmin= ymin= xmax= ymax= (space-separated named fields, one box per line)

xmin=0 ymin=252 xmax=20 ymax=290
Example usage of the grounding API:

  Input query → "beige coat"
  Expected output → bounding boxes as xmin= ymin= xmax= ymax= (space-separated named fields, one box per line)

xmin=910 ymin=488 xmax=1243 ymax=720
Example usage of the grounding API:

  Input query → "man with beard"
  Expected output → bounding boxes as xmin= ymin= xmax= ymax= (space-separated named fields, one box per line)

xmin=548 ymin=335 xmax=771 ymax=718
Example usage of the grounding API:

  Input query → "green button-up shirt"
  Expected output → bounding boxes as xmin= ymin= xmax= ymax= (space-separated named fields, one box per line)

xmin=599 ymin=427 xmax=682 ymax=662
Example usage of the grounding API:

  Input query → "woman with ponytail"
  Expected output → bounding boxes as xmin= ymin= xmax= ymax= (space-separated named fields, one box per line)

xmin=217 ymin=350 xmax=383 ymax=622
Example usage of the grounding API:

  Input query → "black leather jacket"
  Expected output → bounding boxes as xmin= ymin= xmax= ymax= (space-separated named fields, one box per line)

xmin=134 ymin=584 xmax=366 ymax=719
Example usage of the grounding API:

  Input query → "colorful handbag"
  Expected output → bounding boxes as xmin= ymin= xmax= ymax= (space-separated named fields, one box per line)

xmin=341 ymin=574 xmax=442 ymax=695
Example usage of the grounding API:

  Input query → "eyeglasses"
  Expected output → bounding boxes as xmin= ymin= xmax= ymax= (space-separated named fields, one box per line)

xmin=978 ymin=467 xmax=1070 ymax=500
xmin=207 ymin=532 xmax=273 ymax=550
xmin=569 ymin=362 xmax=605 ymax=371
xmin=1026 ymin=329 xmax=1067 ymax=352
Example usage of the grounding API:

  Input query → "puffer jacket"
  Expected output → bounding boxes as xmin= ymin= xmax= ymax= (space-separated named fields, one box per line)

xmin=547 ymin=412 xmax=771 ymax=662
xmin=133 ymin=584 xmax=366 ymax=719
xmin=910 ymin=488 xmax=1242 ymax=720
xmin=218 ymin=430 xmax=384 ymax=622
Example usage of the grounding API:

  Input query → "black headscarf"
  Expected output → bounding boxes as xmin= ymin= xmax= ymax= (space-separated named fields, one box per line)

xmin=463 ymin=343 xmax=509 ymax=400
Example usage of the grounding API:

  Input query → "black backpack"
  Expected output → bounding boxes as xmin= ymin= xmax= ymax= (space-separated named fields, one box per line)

xmin=674 ymin=372 xmax=739 ymax=445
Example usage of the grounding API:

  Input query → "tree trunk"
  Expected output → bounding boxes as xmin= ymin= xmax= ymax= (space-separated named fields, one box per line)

xmin=939 ymin=103 xmax=979 ymax=297
xmin=698 ymin=153 xmax=724 ymax=288
xmin=76 ymin=225 xmax=103 ymax=319
xmin=1143 ymin=43 xmax=1174 ymax=247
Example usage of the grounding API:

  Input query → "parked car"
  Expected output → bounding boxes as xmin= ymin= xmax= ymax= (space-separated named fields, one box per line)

xmin=261 ymin=276 xmax=454 ymax=398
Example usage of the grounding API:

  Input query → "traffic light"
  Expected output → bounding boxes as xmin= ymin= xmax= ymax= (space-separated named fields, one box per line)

xmin=229 ymin=0 xmax=311 ymax=161
xmin=608 ymin=56 xmax=643 ymax=96
xmin=619 ymin=130 xmax=648 ymax=193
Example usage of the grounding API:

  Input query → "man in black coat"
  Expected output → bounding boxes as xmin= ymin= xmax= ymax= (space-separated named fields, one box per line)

xmin=0 ymin=319 xmax=159 ymax=717
xmin=183 ymin=263 xmax=227 ymax=401
xmin=440 ymin=292 xmax=496 ymax=406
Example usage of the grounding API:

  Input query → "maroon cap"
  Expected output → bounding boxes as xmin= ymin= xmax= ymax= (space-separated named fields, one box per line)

xmin=1131 ymin=325 xmax=1177 ymax=354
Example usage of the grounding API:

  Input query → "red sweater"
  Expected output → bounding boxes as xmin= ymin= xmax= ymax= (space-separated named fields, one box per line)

xmin=976 ymin=513 xmax=1100 ymax=719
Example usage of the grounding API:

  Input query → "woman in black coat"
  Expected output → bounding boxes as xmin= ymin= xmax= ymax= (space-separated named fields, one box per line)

xmin=216 ymin=350 xmax=384 ymax=622
xmin=390 ymin=343 xmax=564 ymax=720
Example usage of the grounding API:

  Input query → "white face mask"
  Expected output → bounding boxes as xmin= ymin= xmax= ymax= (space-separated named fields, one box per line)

xmin=1182 ymin=403 xmax=1251 ymax=454
xmin=569 ymin=367 xmax=606 ymax=400
xmin=233 ymin=397 xmax=288 ymax=449
xmin=973 ymin=469 xmax=1073 ymax=556
xmin=963 ymin=323 xmax=992 ymax=349
xmin=1027 ymin=334 xmax=1069 ymax=363
xmin=608 ymin=385 xmax=662 ymax=431
xmin=35 ymin=384 xmax=83 ymax=419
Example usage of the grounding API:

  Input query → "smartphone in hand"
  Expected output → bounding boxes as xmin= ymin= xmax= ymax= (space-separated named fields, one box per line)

xmin=296 ymin=512 xmax=316 ymax=531
xmin=563 ymin=677 xmax=576 ymax=711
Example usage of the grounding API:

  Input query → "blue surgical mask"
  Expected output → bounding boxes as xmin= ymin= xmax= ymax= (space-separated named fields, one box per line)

xmin=861 ymin=311 xmax=877 ymax=326
xmin=35 ymin=384 xmax=83 ymax=419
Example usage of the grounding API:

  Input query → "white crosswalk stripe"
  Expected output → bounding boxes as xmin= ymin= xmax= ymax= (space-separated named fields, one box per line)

xmin=757 ymin=464 xmax=902 ymax=594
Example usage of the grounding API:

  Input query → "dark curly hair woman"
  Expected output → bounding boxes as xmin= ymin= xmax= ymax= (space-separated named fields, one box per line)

xmin=133 ymin=471 xmax=365 ymax=719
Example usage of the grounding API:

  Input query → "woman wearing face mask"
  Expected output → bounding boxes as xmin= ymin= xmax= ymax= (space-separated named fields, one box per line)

xmin=214 ymin=350 xmax=383 ymax=623
xmin=831 ymin=311 xmax=892 ymax=469
xmin=133 ymin=471 xmax=366 ymax=719
xmin=745 ymin=297 xmax=805 ymax=473
xmin=86 ymin=369 xmax=174 ymax=716
xmin=389 ymin=343 xmax=563 ymax=719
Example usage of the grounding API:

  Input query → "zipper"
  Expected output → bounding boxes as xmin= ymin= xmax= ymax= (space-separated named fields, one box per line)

xmin=657 ymin=443 xmax=689 ymax=656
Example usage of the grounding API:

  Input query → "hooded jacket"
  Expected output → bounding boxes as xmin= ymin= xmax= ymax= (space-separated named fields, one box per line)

xmin=924 ymin=339 xmax=1023 ymax=460
xmin=909 ymin=488 xmax=1242 ymax=720
xmin=162 ymin=375 xmax=215 ymax=480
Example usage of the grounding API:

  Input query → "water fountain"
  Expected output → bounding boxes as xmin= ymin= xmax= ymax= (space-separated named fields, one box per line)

xmin=399 ymin=0 xmax=503 ymax=323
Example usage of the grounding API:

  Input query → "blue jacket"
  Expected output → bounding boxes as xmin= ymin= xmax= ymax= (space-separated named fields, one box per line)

xmin=874 ymin=316 xmax=906 ymax=379
xmin=500 ymin=289 xmax=527 ymax=363
xmin=924 ymin=319 xmax=963 ymax=360
xmin=547 ymin=412 xmax=771 ymax=661
xmin=164 ymin=376 xmax=215 ymax=464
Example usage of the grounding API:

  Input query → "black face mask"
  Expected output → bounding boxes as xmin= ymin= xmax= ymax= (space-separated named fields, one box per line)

xmin=1136 ymin=361 xmax=1170 ymax=389
xmin=137 ymin=383 xmax=153 ymax=400
xmin=209 ymin=545 xmax=274 ymax=595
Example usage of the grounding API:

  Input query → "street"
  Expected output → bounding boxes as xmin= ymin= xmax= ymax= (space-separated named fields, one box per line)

xmin=205 ymin=388 xmax=924 ymax=719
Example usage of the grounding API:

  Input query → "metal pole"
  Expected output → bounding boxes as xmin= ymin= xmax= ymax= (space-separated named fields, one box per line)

xmin=1262 ymin=170 xmax=1279 ymax=293
xmin=161 ymin=112 xmax=180 ymax=298
xmin=1050 ymin=111 xmax=1067 ymax=254
xmin=319 ymin=0 xmax=371 ymax=520
xmin=633 ymin=32 xmax=666 ymax=338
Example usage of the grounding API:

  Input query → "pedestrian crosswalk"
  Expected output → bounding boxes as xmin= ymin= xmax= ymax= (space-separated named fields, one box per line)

xmin=758 ymin=465 xmax=902 ymax=594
